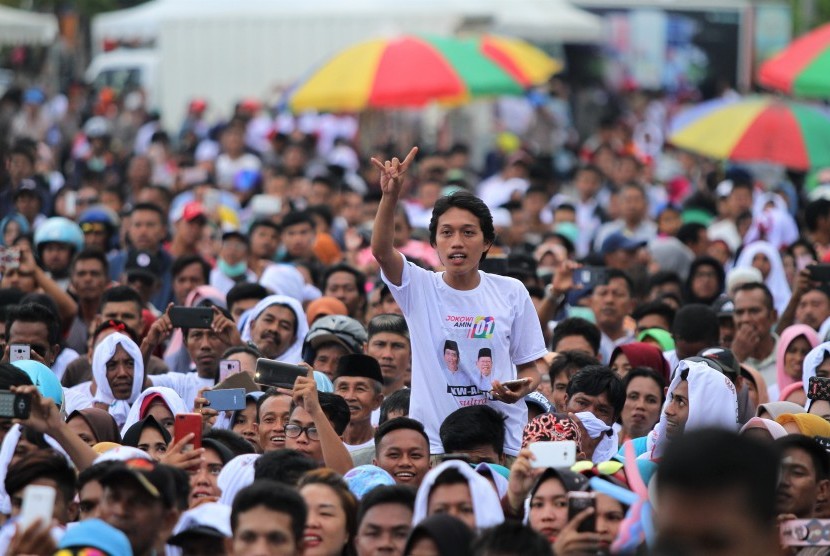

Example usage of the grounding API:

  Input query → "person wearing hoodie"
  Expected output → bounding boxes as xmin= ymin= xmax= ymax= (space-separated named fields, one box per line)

xmin=641 ymin=359 xmax=739 ymax=461
xmin=412 ymin=460 xmax=505 ymax=531
xmin=241 ymin=294 xmax=309 ymax=363
xmin=684 ymin=256 xmax=725 ymax=306
xmin=770 ymin=324 xmax=819 ymax=401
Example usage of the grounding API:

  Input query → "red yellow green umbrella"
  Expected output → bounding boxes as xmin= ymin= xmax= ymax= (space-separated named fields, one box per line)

xmin=288 ymin=34 xmax=561 ymax=112
xmin=758 ymin=23 xmax=830 ymax=98
xmin=669 ymin=96 xmax=830 ymax=171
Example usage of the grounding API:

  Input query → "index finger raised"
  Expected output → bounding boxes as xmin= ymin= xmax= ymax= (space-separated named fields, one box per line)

xmin=400 ymin=147 xmax=419 ymax=171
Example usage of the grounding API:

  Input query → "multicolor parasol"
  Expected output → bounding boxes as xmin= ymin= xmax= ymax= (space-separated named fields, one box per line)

xmin=758 ymin=23 xmax=830 ymax=98
xmin=288 ymin=34 xmax=561 ymax=112
xmin=669 ymin=96 xmax=830 ymax=171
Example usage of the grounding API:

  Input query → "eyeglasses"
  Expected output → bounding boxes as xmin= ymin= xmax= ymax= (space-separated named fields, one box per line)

xmin=284 ymin=424 xmax=319 ymax=440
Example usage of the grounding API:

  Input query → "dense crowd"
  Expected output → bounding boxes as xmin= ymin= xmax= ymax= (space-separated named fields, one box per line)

xmin=0 ymin=80 xmax=829 ymax=556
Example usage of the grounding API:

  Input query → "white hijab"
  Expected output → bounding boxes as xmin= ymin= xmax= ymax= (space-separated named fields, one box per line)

xmin=259 ymin=264 xmax=305 ymax=303
xmin=734 ymin=240 xmax=791 ymax=314
xmin=91 ymin=333 xmax=145 ymax=427
xmin=645 ymin=359 xmax=739 ymax=460
xmin=0 ymin=425 xmax=69 ymax=514
xmin=239 ymin=295 xmax=308 ymax=364
xmin=801 ymin=342 xmax=830 ymax=410
xmin=412 ymin=460 xmax=504 ymax=529
xmin=119 ymin=386 xmax=189 ymax=437
xmin=217 ymin=454 xmax=259 ymax=506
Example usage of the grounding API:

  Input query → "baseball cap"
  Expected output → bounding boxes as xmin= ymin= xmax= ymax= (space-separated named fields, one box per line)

xmin=600 ymin=232 xmax=646 ymax=256
xmin=173 ymin=201 xmax=207 ymax=223
xmin=698 ymin=348 xmax=741 ymax=380
xmin=525 ymin=391 xmax=552 ymax=414
xmin=13 ymin=179 xmax=41 ymax=200
xmin=99 ymin=458 xmax=178 ymax=508
xmin=711 ymin=297 xmax=735 ymax=319
xmin=168 ymin=501 xmax=231 ymax=546
xmin=125 ymin=250 xmax=163 ymax=283
xmin=57 ymin=518 xmax=132 ymax=555
xmin=305 ymin=315 xmax=367 ymax=354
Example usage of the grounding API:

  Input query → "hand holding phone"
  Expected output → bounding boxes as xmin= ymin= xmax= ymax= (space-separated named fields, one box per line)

xmin=501 ymin=377 xmax=532 ymax=391
xmin=567 ymin=492 xmax=596 ymax=533
xmin=809 ymin=376 xmax=830 ymax=401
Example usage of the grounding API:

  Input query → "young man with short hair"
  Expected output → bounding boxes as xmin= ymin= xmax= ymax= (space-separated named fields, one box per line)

xmin=550 ymin=317 xmax=601 ymax=358
xmin=776 ymin=435 xmax=830 ymax=520
xmin=171 ymin=254 xmax=210 ymax=305
xmin=226 ymin=480 xmax=306 ymax=556
xmin=355 ymin=485 xmax=416 ymax=556
xmin=66 ymin=249 xmax=110 ymax=354
xmin=323 ymin=264 xmax=367 ymax=322
xmin=372 ymin=150 xmax=546 ymax=460
xmin=373 ymin=417 xmax=431 ymax=487
xmin=590 ymin=270 xmax=636 ymax=363
xmin=439 ymin=405 xmax=506 ymax=465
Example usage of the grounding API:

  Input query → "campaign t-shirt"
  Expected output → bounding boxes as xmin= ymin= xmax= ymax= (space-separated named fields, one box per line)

xmin=383 ymin=253 xmax=547 ymax=456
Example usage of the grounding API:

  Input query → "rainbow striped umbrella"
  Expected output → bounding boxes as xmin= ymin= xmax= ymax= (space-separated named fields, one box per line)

xmin=288 ymin=34 xmax=561 ymax=112
xmin=669 ymin=96 xmax=830 ymax=171
xmin=759 ymin=23 xmax=830 ymax=98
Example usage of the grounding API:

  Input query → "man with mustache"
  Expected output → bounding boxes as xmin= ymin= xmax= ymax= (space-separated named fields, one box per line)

xmin=243 ymin=295 xmax=308 ymax=364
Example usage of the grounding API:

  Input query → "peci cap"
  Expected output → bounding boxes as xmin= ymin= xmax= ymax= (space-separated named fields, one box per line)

xmin=600 ymin=232 xmax=647 ymax=256
xmin=444 ymin=340 xmax=459 ymax=353
xmin=99 ymin=458 xmax=178 ymax=508
xmin=335 ymin=353 xmax=383 ymax=384
xmin=478 ymin=347 xmax=492 ymax=359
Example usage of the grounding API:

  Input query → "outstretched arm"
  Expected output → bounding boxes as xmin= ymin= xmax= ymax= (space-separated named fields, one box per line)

xmin=370 ymin=147 xmax=418 ymax=287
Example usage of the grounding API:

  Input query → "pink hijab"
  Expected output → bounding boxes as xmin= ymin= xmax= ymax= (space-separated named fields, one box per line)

xmin=776 ymin=325 xmax=819 ymax=393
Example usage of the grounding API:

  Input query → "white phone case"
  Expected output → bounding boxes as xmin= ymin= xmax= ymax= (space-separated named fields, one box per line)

xmin=19 ymin=485 xmax=55 ymax=530
xmin=529 ymin=440 xmax=577 ymax=468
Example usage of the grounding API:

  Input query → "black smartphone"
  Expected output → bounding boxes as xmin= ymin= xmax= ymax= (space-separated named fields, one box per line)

xmin=567 ymin=492 xmax=596 ymax=533
xmin=810 ymin=264 xmax=830 ymax=283
xmin=169 ymin=306 xmax=213 ymax=329
xmin=574 ymin=266 xmax=609 ymax=290
xmin=255 ymin=359 xmax=306 ymax=389
xmin=0 ymin=391 xmax=31 ymax=419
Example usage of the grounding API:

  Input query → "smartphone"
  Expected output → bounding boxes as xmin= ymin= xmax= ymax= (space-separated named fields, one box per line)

xmin=174 ymin=413 xmax=202 ymax=452
xmin=255 ymin=359 xmax=306 ymax=389
xmin=574 ymin=266 xmax=609 ymax=290
xmin=567 ymin=492 xmax=596 ymax=533
xmin=797 ymin=254 xmax=815 ymax=273
xmin=169 ymin=306 xmax=213 ymax=329
xmin=0 ymin=248 xmax=20 ymax=270
xmin=0 ymin=391 xmax=31 ymax=419
xmin=219 ymin=359 xmax=242 ymax=382
xmin=501 ymin=378 xmax=532 ymax=391
xmin=780 ymin=519 xmax=830 ymax=546
xmin=19 ymin=485 xmax=55 ymax=531
xmin=529 ymin=441 xmax=577 ymax=469
xmin=815 ymin=436 xmax=830 ymax=453
xmin=810 ymin=264 xmax=830 ymax=283
xmin=808 ymin=376 xmax=830 ymax=401
xmin=64 ymin=191 xmax=77 ymax=218
xmin=9 ymin=344 xmax=30 ymax=362
xmin=203 ymin=388 xmax=247 ymax=411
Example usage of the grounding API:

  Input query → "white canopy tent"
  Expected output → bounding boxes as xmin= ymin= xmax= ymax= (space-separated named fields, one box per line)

xmin=0 ymin=5 xmax=57 ymax=46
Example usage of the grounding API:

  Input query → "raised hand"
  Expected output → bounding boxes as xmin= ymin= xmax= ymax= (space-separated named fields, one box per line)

xmin=370 ymin=147 xmax=418 ymax=197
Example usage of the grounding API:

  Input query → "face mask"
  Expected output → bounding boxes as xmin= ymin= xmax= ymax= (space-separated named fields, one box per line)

xmin=218 ymin=258 xmax=247 ymax=278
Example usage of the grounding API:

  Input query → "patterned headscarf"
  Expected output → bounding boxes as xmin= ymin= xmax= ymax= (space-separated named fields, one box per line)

xmin=522 ymin=413 xmax=582 ymax=449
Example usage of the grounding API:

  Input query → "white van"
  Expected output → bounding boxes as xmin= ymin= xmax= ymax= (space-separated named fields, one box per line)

xmin=85 ymin=49 xmax=159 ymax=110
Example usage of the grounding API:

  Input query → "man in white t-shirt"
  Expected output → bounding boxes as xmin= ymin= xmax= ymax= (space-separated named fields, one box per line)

xmin=370 ymin=147 xmax=548 ymax=457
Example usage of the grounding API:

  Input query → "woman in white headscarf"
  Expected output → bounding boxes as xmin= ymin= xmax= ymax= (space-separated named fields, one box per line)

xmin=239 ymin=295 xmax=309 ymax=364
xmin=120 ymin=386 xmax=189 ymax=437
xmin=217 ymin=453 xmax=259 ymax=506
xmin=411 ymin=460 xmax=504 ymax=530
xmin=734 ymin=240 xmax=791 ymax=314
xmin=643 ymin=359 xmax=739 ymax=461
xmin=75 ymin=333 xmax=145 ymax=427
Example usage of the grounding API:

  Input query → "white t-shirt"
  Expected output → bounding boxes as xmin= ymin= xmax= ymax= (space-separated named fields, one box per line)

xmin=345 ymin=438 xmax=375 ymax=454
xmin=383 ymin=254 xmax=547 ymax=456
